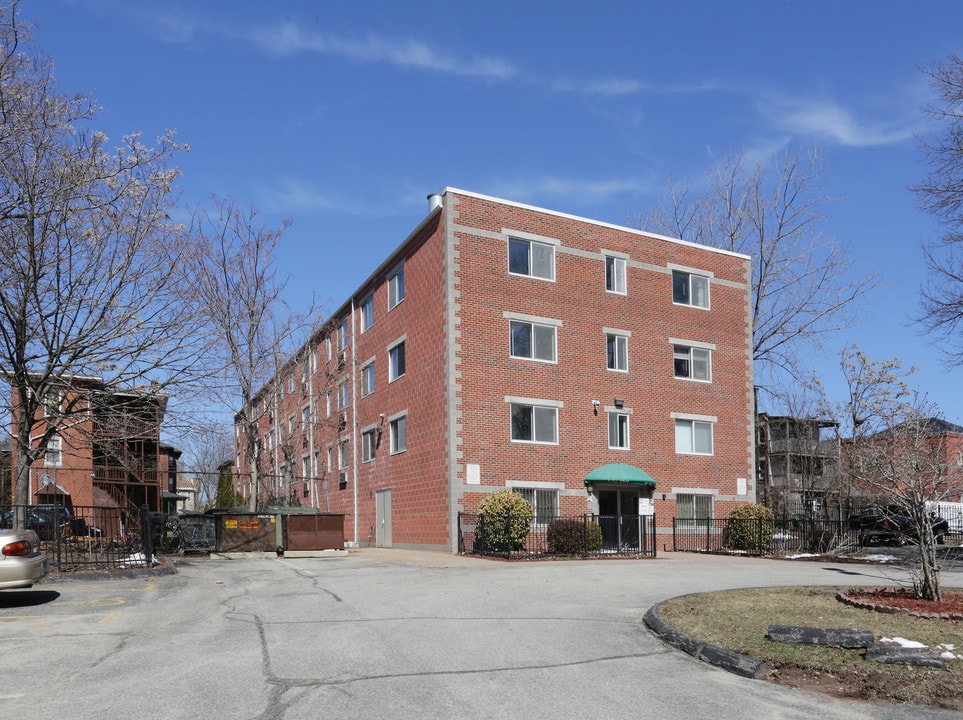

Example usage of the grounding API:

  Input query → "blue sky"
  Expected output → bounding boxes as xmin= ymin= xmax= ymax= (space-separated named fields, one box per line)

xmin=22 ymin=0 xmax=963 ymax=422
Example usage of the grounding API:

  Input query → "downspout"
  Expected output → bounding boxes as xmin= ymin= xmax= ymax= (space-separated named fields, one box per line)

xmin=350 ymin=297 xmax=359 ymax=546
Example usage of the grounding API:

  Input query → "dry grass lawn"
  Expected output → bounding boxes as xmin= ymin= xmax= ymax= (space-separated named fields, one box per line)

xmin=657 ymin=586 xmax=963 ymax=710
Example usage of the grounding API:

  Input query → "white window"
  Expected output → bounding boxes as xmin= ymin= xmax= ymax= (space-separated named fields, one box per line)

xmin=326 ymin=446 xmax=333 ymax=475
xmin=510 ymin=321 xmax=556 ymax=362
xmin=302 ymin=405 xmax=310 ymax=428
xmin=301 ymin=455 xmax=311 ymax=480
xmin=338 ymin=438 xmax=349 ymax=469
xmin=388 ymin=266 xmax=405 ymax=309
xmin=605 ymin=256 xmax=626 ymax=294
xmin=338 ymin=382 xmax=349 ymax=410
xmin=44 ymin=391 xmax=61 ymax=419
xmin=675 ymin=418 xmax=714 ymax=455
xmin=608 ymin=412 xmax=630 ymax=449
xmin=326 ymin=335 xmax=332 ymax=362
xmin=389 ymin=340 xmax=406 ymax=381
xmin=508 ymin=237 xmax=555 ymax=281
xmin=45 ymin=435 xmax=62 ymax=467
xmin=390 ymin=415 xmax=407 ymax=454
xmin=676 ymin=493 xmax=714 ymax=525
xmin=337 ymin=319 xmax=348 ymax=351
xmin=360 ymin=295 xmax=374 ymax=332
xmin=362 ymin=429 xmax=377 ymax=462
xmin=606 ymin=334 xmax=628 ymax=372
xmin=288 ymin=374 xmax=296 ymax=394
xmin=325 ymin=390 xmax=332 ymax=417
xmin=674 ymin=345 xmax=711 ymax=382
xmin=672 ymin=270 xmax=710 ymax=308
xmin=512 ymin=487 xmax=559 ymax=525
xmin=361 ymin=362 xmax=375 ymax=397
xmin=510 ymin=404 xmax=558 ymax=444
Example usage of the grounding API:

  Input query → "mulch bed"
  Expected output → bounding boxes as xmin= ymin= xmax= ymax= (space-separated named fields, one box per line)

xmin=838 ymin=588 xmax=963 ymax=620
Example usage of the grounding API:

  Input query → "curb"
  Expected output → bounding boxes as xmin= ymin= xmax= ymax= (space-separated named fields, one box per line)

xmin=643 ymin=598 xmax=769 ymax=679
xmin=43 ymin=558 xmax=178 ymax=583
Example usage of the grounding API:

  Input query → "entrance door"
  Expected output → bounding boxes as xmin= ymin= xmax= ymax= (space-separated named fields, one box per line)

xmin=375 ymin=488 xmax=392 ymax=548
xmin=597 ymin=489 xmax=639 ymax=551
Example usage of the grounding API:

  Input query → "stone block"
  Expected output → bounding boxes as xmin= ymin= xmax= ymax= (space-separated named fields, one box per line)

xmin=766 ymin=625 xmax=874 ymax=648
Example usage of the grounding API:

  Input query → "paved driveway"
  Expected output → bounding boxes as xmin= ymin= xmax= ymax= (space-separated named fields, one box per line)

xmin=2 ymin=549 xmax=961 ymax=720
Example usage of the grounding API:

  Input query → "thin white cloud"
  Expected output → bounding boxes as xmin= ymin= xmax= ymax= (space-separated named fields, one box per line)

xmin=551 ymin=77 xmax=650 ymax=96
xmin=252 ymin=22 xmax=517 ymax=80
xmin=765 ymin=98 xmax=917 ymax=147
xmin=258 ymin=176 xmax=340 ymax=215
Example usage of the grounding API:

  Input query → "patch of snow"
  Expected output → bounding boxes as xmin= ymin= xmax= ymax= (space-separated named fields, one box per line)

xmin=881 ymin=638 xmax=962 ymax=660
xmin=882 ymin=636 xmax=927 ymax=649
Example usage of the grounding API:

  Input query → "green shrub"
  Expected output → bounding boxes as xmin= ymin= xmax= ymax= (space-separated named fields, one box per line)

xmin=475 ymin=491 xmax=533 ymax=552
xmin=546 ymin=518 xmax=604 ymax=555
xmin=724 ymin=504 xmax=774 ymax=552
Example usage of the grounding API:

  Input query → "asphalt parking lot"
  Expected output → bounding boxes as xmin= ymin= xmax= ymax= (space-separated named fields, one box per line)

xmin=3 ymin=548 xmax=961 ymax=720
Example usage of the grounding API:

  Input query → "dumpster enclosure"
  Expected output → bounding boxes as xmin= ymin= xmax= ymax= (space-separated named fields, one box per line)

xmin=213 ymin=510 xmax=345 ymax=553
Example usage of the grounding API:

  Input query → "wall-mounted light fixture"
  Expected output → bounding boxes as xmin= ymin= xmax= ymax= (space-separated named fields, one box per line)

xmin=592 ymin=399 xmax=600 ymax=416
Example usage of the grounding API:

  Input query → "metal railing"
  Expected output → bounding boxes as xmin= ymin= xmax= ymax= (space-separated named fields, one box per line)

xmin=673 ymin=516 xmax=861 ymax=556
xmin=1 ymin=503 xmax=161 ymax=572
xmin=458 ymin=513 xmax=656 ymax=560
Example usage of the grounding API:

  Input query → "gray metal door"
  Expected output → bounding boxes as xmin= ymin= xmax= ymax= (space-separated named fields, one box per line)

xmin=376 ymin=488 xmax=392 ymax=547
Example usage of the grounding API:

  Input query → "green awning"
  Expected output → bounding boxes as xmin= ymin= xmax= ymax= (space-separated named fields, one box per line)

xmin=584 ymin=463 xmax=656 ymax=487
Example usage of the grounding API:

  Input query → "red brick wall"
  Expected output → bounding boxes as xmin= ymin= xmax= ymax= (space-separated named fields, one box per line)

xmin=447 ymin=191 xmax=753 ymax=523
xmin=237 ymin=188 xmax=755 ymax=550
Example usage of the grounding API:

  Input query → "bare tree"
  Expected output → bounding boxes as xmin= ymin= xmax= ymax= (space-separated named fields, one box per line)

xmin=186 ymin=197 xmax=296 ymax=511
xmin=641 ymin=146 xmax=876 ymax=393
xmin=914 ymin=53 xmax=963 ymax=361
xmin=0 ymin=4 xmax=199 ymax=515
xmin=180 ymin=423 xmax=234 ymax=510
xmin=822 ymin=345 xmax=960 ymax=601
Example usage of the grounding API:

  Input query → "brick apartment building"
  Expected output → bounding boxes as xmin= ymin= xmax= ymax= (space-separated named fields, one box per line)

xmin=10 ymin=376 xmax=179 ymax=514
xmin=234 ymin=188 xmax=755 ymax=552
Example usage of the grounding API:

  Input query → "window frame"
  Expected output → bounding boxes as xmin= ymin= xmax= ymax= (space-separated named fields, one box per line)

xmin=508 ymin=236 xmax=556 ymax=281
xmin=44 ymin=435 xmax=62 ymax=467
xmin=605 ymin=255 xmax=627 ymax=294
xmin=361 ymin=360 xmax=375 ymax=397
xmin=338 ymin=381 xmax=349 ymax=410
xmin=389 ymin=413 xmax=407 ymax=454
xmin=606 ymin=333 xmax=628 ymax=372
xmin=338 ymin=438 xmax=350 ymax=469
xmin=673 ymin=415 xmax=715 ymax=455
xmin=388 ymin=338 xmax=406 ymax=382
xmin=509 ymin=402 xmax=559 ymax=445
xmin=388 ymin=265 xmax=405 ymax=310
xmin=511 ymin=486 xmax=560 ymax=527
xmin=608 ymin=411 xmax=630 ymax=450
xmin=671 ymin=269 xmax=710 ymax=309
xmin=673 ymin=344 xmax=712 ymax=382
xmin=361 ymin=428 xmax=377 ymax=463
xmin=360 ymin=295 xmax=374 ymax=332
xmin=676 ymin=493 xmax=714 ymax=528
xmin=509 ymin=320 xmax=557 ymax=363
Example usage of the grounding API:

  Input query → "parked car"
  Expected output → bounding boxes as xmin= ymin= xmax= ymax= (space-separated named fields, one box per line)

xmin=0 ymin=528 xmax=49 ymax=589
xmin=849 ymin=509 xmax=949 ymax=546
xmin=0 ymin=505 xmax=73 ymax=541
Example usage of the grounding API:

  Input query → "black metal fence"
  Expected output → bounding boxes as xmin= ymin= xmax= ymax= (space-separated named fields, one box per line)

xmin=1 ymin=503 xmax=164 ymax=572
xmin=458 ymin=513 xmax=657 ymax=559
xmin=673 ymin=516 xmax=862 ymax=556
